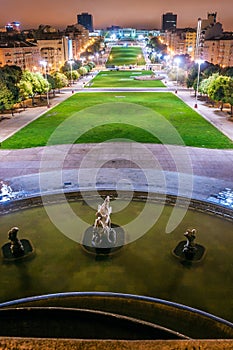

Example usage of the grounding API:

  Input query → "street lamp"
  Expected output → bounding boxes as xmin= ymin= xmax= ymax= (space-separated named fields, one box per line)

xmin=174 ymin=57 xmax=180 ymax=93
xmin=68 ymin=59 xmax=74 ymax=85
xmin=194 ymin=59 xmax=205 ymax=108
xmin=40 ymin=60 xmax=50 ymax=108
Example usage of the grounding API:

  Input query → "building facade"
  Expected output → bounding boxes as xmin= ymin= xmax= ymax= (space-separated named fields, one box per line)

xmin=37 ymin=37 xmax=69 ymax=72
xmin=0 ymin=42 xmax=40 ymax=70
xmin=195 ymin=12 xmax=223 ymax=59
xmin=164 ymin=28 xmax=196 ymax=59
xmin=77 ymin=12 xmax=93 ymax=32
xmin=203 ymin=34 xmax=233 ymax=67
xmin=65 ymin=24 xmax=89 ymax=59
xmin=162 ymin=12 xmax=177 ymax=31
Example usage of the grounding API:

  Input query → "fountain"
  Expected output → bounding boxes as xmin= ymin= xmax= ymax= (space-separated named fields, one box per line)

xmin=172 ymin=228 xmax=206 ymax=263
xmin=1 ymin=226 xmax=35 ymax=262
xmin=0 ymin=192 xmax=232 ymax=339
xmin=92 ymin=195 xmax=116 ymax=246
xmin=82 ymin=195 xmax=125 ymax=255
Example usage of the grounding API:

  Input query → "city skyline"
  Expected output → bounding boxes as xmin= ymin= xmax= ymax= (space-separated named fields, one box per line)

xmin=0 ymin=0 xmax=232 ymax=31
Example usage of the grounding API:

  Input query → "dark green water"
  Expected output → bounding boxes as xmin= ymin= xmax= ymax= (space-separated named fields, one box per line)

xmin=0 ymin=199 xmax=232 ymax=322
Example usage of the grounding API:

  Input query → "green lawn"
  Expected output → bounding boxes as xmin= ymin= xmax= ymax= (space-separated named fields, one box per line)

xmin=1 ymin=92 xmax=233 ymax=149
xmin=87 ymin=70 xmax=166 ymax=88
xmin=106 ymin=46 xmax=145 ymax=66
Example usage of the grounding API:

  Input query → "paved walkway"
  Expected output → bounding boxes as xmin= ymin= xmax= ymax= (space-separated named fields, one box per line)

xmin=0 ymin=143 xmax=232 ymax=205
xmin=0 ymin=72 xmax=233 ymax=206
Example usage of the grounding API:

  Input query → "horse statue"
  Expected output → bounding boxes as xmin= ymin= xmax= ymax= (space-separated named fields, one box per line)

xmin=92 ymin=196 xmax=116 ymax=246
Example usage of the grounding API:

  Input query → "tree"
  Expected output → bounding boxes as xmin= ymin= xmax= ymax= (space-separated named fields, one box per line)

xmin=18 ymin=70 xmax=36 ymax=105
xmin=0 ymin=65 xmax=22 ymax=104
xmin=34 ymin=72 xmax=50 ymax=98
xmin=78 ymin=66 xmax=88 ymax=76
xmin=186 ymin=65 xmax=198 ymax=89
xmin=0 ymin=80 xmax=15 ymax=113
xmin=64 ymin=70 xmax=80 ymax=82
xmin=18 ymin=79 xmax=33 ymax=103
xmin=51 ymin=72 xmax=68 ymax=92
xmin=199 ymin=73 xmax=219 ymax=96
xmin=167 ymin=67 xmax=186 ymax=84
xmin=207 ymin=75 xmax=231 ymax=111
xmin=85 ymin=38 xmax=103 ymax=56
xmin=87 ymin=61 xmax=95 ymax=69
xmin=18 ymin=70 xmax=48 ymax=106
xmin=47 ymin=74 xmax=56 ymax=94
xmin=83 ymin=65 xmax=91 ymax=73
xmin=61 ymin=60 xmax=82 ymax=73
xmin=1 ymin=65 xmax=22 ymax=83
xmin=186 ymin=61 xmax=217 ymax=91
xmin=148 ymin=36 xmax=167 ymax=55
xmin=223 ymin=77 xmax=233 ymax=116
xmin=202 ymin=63 xmax=220 ymax=79
xmin=220 ymin=66 xmax=233 ymax=78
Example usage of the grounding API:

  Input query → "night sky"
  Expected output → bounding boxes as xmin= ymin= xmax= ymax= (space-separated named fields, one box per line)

xmin=0 ymin=0 xmax=232 ymax=31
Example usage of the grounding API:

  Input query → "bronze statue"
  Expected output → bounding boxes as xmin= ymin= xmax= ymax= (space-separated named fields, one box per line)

xmin=173 ymin=227 xmax=205 ymax=263
xmin=8 ymin=227 xmax=25 ymax=257
xmin=94 ymin=196 xmax=112 ymax=231
xmin=92 ymin=196 xmax=116 ymax=246
xmin=183 ymin=228 xmax=197 ymax=254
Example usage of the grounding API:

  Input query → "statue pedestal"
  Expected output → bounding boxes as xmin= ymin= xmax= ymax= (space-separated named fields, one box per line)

xmin=172 ymin=240 xmax=206 ymax=264
xmin=1 ymin=239 xmax=35 ymax=262
xmin=82 ymin=224 xmax=125 ymax=256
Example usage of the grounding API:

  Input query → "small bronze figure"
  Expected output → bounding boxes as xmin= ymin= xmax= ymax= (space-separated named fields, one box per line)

xmin=8 ymin=227 xmax=25 ymax=257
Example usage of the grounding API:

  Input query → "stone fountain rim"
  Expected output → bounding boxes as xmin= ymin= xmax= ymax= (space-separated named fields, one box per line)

xmin=0 ymin=190 xmax=232 ymax=222
xmin=0 ymin=292 xmax=232 ymax=337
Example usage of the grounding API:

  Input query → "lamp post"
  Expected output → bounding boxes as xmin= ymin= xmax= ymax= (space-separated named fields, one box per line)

xmin=194 ymin=59 xmax=204 ymax=108
xmin=174 ymin=57 xmax=180 ymax=93
xmin=40 ymin=60 xmax=50 ymax=108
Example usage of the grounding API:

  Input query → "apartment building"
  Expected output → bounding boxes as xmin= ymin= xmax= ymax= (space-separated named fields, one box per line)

xmin=162 ymin=12 xmax=177 ymax=31
xmin=65 ymin=24 xmax=89 ymax=59
xmin=164 ymin=28 xmax=196 ymax=59
xmin=0 ymin=42 xmax=40 ymax=70
xmin=77 ymin=12 xmax=93 ymax=32
xmin=203 ymin=34 xmax=233 ymax=67
xmin=195 ymin=12 xmax=223 ymax=59
xmin=37 ymin=37 xmax=69 ymax=71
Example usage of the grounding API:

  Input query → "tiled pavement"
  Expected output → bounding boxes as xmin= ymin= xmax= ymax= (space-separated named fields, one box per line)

xmin=0 ymin=143 xmax=232 ymax=204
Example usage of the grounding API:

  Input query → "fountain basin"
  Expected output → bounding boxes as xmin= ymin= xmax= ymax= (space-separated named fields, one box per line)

xmin=0 ymin=191 xmax=232 ymax=338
